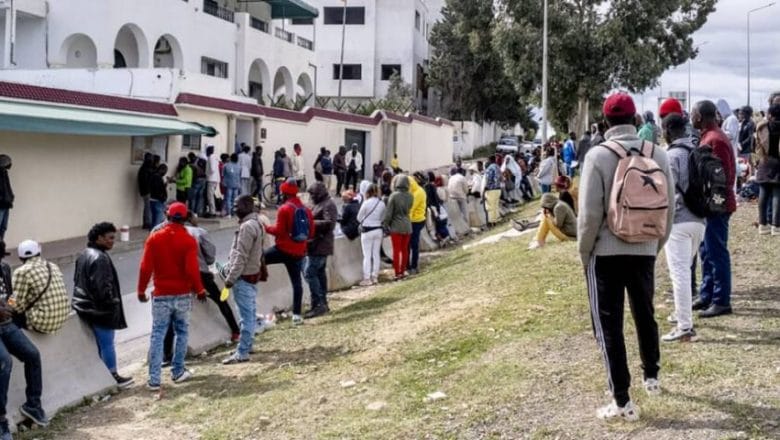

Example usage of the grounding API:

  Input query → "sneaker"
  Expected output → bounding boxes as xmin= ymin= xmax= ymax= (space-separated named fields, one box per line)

xmin=662 ymin=327 xmax=698 ymax=342
xmin=147 ymin=382 xmax=161 ymax=392
xmin=112 ymin=372 xmax=135 ymax=389
xmin=19 ymin=404 xmax=49 ymax=427
xmin=172 ymin=368 xmax=193 ymax=384
xmin=292 ymin=314 xmax=304 ymax=326
xmin=359 ymin=279 xmax=373 ymax=287
xmin=691 ymin=298 xmax=710 ymax=311
xmin=596 ymin=400 xmax=640 ymax=422
xmin=161 ymin=359 xmax=172 ymax=368
xmin=222 ymin=353 xmax=250 ymax=365
xmin=759 ymin=224 xmax=771 ymax=235
xmin=371 ymin=277 xmax=379 ymax=285
xmin=666 ymin=313 xmax=677 ymax=324
xmin=643 ymin=378 xmax=661 ymax=396
xmin=407 ymin=268 xmax=419 ymax=275
xmin=528 ymin=241 xmax=543 ymax=250
xmin=304 ymin=305 xmax=329 ymax=319
xmin=0 ymin=420 xmax=11 ymax=440
xmin=773 ymin=226 xmax=780 ymax=236
xmin=230 ymin=333 xmax=240 ymax=343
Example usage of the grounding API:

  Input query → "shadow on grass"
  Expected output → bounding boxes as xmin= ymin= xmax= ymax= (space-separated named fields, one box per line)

xmin=695 ymin=322 xmax=780 ymax=346
xmin=646 ymin=391 xmax=780 ymax=436
xmin=732 ymin=286 xmax=780 ymax=302
xmin=325 ymin=295 xmax=404 ymax=326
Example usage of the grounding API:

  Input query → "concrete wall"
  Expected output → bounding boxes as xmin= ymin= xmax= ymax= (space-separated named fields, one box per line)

xmin=452 ymin=121 xmax=502 ymax=159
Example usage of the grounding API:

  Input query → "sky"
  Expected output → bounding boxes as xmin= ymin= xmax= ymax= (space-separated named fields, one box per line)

xmin=632 ymin=0 xmax=780 ymax=115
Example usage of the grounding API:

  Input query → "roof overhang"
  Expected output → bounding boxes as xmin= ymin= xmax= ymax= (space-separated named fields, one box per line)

xmin=246 ymin=0 xmax=319 ymax=19
xmin=0 ymin=99 xmax=217 ymax=137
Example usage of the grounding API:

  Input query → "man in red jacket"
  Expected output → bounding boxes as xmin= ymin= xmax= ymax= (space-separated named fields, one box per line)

xmin=264 ymin=178 xmax=314 ymax=325
xmin=137 ymin=202 xmax=206 ymax=391
xmin=691 ymin=100 xmax=737 ymax=319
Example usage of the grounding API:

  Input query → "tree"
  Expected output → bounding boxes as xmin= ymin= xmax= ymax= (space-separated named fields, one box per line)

xmin=384 ymin=71 xmax=415 ymax=112
xmin=494 ymin=0 xmax=716 ymax=135
xmin=429 ymin=0 xmax=535 ymax=129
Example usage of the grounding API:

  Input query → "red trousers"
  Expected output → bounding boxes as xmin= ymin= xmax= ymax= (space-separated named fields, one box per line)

xmin=390 ymin=233 xmax=411 ymax=277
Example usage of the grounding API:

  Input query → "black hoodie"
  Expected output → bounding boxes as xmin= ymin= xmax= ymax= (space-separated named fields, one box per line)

xmin=307 ymin=182 xmax=338 ymax=256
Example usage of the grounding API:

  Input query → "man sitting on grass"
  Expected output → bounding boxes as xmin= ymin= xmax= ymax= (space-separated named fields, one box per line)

xmin=527 ymin=193 xmax=577 ymax=249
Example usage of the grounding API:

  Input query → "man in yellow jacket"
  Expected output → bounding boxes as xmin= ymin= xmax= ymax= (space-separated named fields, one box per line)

xmin=407 ymin=173 xmax=428 ymax=274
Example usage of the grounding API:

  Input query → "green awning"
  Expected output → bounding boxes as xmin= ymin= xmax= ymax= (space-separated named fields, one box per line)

xmin=0 ymin=100 xmax=217 ymax=137
xmin=265 ymin=0 xmax=319 ymax=19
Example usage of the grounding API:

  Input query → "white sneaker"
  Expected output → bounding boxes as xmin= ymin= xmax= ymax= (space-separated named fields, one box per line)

xmin=596 ymin=400 xmax=640 ymax=422
xmin=292 ymin=315 xmax=304 ymax=326
xmin=662 ymin=327 xmax=698 ymax=343
xmin=643 ymin=378 xmax=661 ymax=396
xmin=528 ymin=241 xmax=542 ymax=250
xmin=172 ymin=368 xmax=193 ymax=384
xmin=359 ymin=279 xmax=373 ymax=287
xmin=759 ymin=225 xmax=771 ymax=235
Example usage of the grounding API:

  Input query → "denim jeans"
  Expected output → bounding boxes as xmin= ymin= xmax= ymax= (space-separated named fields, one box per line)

xmin=264 ymin=246 xmax=304 ymax=315
xmin=148 ymin=295 xmax=191 ymax=386
xmin=232 ymin=279 xmax=257 ymax=358
xmin=189 ymin=178 xmax=206 ymax=215
xmin=224 ymin=187 xmax=239 ymax=216
xmin=0 ymin=323 xmax=43 ymax=420
xmin=0 ymin=208 xmax=9 ymax=240
xmin=142 ymin=194 xmax=152 ymax=228
xmin=91 ymin=324 xmax=117 ymax=373
xmin=304 ymin=255 xmax=328 ymax=309
xmin=150 ymin=199 xmax=165 ymax=228
xmin=758 ymin=183 xmax=780 ymax=226
xmin=540 ymin=183 xmax=552 ymax=194
xmin=699 ymin=213 xmax=732 ymax=307
xmin=408 ymin=221 xmax=426 ymax=271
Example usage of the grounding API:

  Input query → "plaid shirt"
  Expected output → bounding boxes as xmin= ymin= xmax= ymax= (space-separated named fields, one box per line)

xmin=11 ymin=256 xmax=70 ymax=333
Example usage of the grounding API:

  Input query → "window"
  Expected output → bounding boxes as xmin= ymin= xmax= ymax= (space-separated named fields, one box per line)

xmin=415 ymin=11 xmax=421 ymax=30
xmin=201 ymin=57 xmax=228 ymax=78
xmin=131 ymin=136 xmax=168 ymax=164
xmin=182 ymin=135 xmax=202 ymax=151
xmin=381 ymin=64 xmax=402 ymax=81
xmin=323 ymin=7 xmax=365 ymax=25
xmin=291 ymin=17 xmax=314 ymax=25
xmin=333 ymin=64 xmax=362 ymax=80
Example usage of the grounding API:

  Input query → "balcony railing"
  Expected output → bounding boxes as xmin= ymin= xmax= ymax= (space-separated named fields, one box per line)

xmin=297 ymin=36 xmax=314 ymax=51
xmin=203 ymin=1 xmax=235 ymax=23
xmin=274 ymin=27 xmax=294 ymax=43
xmin=250 ymin=17 xmax=269 ymax=33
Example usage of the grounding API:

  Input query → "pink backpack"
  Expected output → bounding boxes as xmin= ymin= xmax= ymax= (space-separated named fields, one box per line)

xmin=603 ymin=140 xmax=669 ymax=243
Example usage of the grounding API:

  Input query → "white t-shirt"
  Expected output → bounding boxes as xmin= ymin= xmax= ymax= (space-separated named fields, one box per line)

xmin=207 ymin=154 xmax=220 ymax=183
xmin=238 ymin=152 xmax=252 ymax=178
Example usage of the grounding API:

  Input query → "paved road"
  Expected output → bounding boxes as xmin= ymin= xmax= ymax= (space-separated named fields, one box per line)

xmin=58 ymin=227 xmax=238 ymax=370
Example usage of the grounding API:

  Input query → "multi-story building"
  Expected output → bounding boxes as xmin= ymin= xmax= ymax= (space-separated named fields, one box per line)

xmin=289 ymin=0 xmax=440 ymax=112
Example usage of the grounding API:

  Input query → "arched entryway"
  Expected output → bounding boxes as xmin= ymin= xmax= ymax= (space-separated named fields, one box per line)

xmin=114 ymin=24 xmax=149 ymax=68
xmin=152 ymin=34 xmax=183 ymax=69
xmin=247 ymin=59 xmax=271 ymax=104
xmin=272 ymin=66 xmax=294 ymax=102
xmin=59 ymin=33 xmax=98 ymax=68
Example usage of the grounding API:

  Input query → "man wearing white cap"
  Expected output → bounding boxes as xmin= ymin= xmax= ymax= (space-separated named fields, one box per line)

xmin=10 ymin=240 xmax=69 ymax=334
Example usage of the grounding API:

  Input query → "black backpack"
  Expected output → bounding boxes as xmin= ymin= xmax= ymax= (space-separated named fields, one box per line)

xmin=670 ymin=143 xmax=729 ymax=218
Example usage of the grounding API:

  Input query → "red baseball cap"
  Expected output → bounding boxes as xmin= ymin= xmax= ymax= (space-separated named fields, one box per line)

xmin=658 ymin=98 xmax=684 ymax=119
xmin=167 ymin=202 xmax=188 ymax=220
xmin=280 ymin=178 xmax=299 ymax=196
xmin=602 ymin=93 xmax=636 ymax=118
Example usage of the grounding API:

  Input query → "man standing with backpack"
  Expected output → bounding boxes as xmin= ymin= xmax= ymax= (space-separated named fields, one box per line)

xmin=264 ymin=179 xmax=314 ymax=325
xmin=661 ymin=114 xmax=706 ymax=342
xmin=578 ymin=93 xmax=674 ymax=422
xmin=691 ymin=100 xmax=737 ymax=318
xmin=303 ymin=182 xmax=337 ymax=319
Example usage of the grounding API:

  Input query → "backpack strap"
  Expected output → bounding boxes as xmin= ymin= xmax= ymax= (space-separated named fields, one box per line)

xmin=599 ymin=140 xmax=628 ymax=159
xmin=639 ymin=140 xmax=655 ymax=158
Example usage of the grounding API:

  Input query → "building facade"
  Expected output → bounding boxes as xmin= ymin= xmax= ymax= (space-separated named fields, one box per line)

xmin=289 ymin=0 xmax=439 ymax=112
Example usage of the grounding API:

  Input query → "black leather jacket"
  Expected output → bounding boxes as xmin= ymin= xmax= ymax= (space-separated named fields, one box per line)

xmin=73 ymin=245 xmax=127 ymax=330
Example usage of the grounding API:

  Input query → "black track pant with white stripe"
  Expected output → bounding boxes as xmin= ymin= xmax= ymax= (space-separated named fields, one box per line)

xmin=586 ymin=255 xmax=660 ymax=407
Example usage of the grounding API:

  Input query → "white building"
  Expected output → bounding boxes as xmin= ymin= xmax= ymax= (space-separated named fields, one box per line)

xmin=289 ymin=0 xmax=440 ymax=112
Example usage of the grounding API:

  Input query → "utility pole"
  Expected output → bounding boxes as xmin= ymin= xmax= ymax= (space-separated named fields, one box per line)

xmin=541 ymin=0 xmax=549 ymax=143
xmin=337 ymin=0 xmax=348 ymax=106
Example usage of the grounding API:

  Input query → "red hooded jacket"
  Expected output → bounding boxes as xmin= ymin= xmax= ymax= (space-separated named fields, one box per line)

xmin=265 ymin=196 xmax=315 ymax=257
xmin=137 ymin=222 xmax=205 ymax=298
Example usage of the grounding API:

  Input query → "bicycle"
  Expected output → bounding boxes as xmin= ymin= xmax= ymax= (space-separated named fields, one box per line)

xmin=261 ymin=174 xmax=283 ymax=207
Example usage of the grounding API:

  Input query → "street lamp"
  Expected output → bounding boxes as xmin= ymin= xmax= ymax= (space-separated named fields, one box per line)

xmin=541 ymin=0 xmax=549 ymax=143
xmin=687 ymin=41 xmax=708 ymax=114
xmin=748 ymin=2 xmax=775 ymax=107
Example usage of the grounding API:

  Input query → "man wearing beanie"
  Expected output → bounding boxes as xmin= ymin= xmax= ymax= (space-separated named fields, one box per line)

xmin=137 ymin=202 xmax=206 ymax=391
xmin=578 ymin=93 xmax=674 ymax=421
xmin=264 ymin=178 xmax=314 ymax=325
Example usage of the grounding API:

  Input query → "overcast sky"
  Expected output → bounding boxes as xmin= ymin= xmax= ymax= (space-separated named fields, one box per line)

xmin=633 ymin=0 xmax=780 ymax=115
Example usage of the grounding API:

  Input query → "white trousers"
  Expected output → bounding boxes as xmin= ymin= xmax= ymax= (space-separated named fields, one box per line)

xmin=360 ymin=228 xmax=384 ymax=280
xmin=664 ymin=221 xmax=706 ymax=331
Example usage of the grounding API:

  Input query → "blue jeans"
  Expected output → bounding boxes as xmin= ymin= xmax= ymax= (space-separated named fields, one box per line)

xmin=232 ymin=280 xmax=257 ymax=358
xmin=304 ymin=255 xmax=328 ymax=308
xmin=408 ymin=221 xmax=426 ymax=271
xmin=142 ymin=194 xmax=152 ymax=228
xmin=224 ymin=187 xmax=239 ymax=216
xmin=91 ymin=325 xmax=117 ymax=373
xmin=699 ymin=213 xmax=732 ymax=307
xmin=0 ymin=208 xmax=9 ymax=240
xmin=758 ymin=183 xmax=780 ymax=226
xmin=148 ymin=295 xmax=191 ymax=386
xmin=540 ymin=184 xmax=552 ymax=194
xmin=150 ymin=199 xmax=165 ymax=227
xmin=0 ymin=323 xmax=43 ymax=420
xmin=189 ymin=178 xmax=206 ymax=215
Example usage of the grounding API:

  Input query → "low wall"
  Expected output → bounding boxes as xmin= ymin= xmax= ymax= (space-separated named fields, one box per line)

xmin=7 ymin=315 xmax=116 ymax=430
